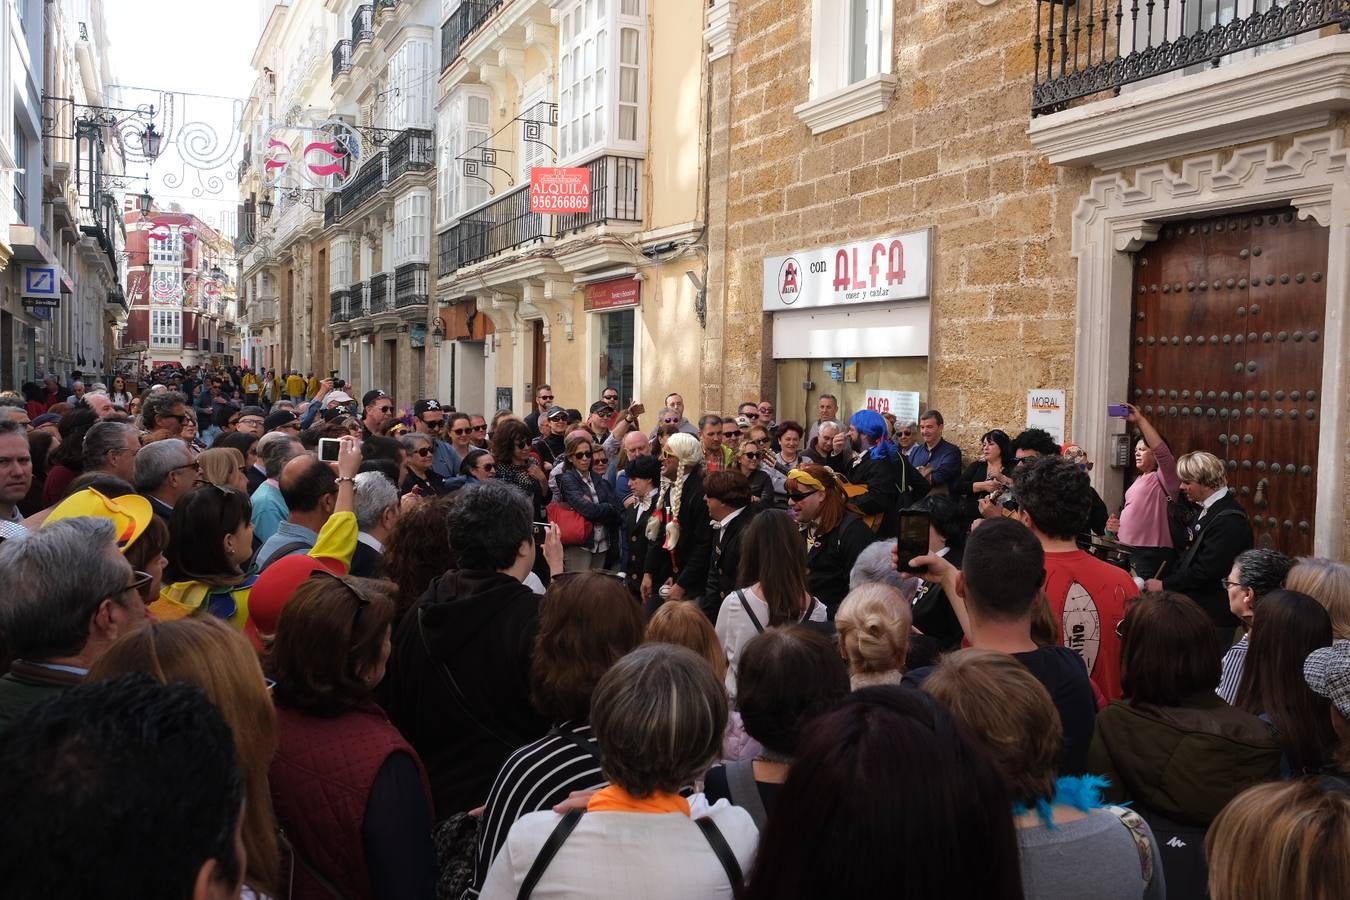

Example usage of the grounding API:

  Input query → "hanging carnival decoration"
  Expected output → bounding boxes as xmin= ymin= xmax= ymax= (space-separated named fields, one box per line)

xmin=259 ymin=117 xmax=365 ymax=192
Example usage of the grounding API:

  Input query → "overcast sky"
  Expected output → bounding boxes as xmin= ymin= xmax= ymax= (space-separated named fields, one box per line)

xmin=103 ymin=0 xmax=265 ymax=238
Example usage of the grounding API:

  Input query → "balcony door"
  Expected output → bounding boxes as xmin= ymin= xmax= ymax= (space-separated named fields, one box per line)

xmin=1129 ymin=207 xmax=1327 ymax=556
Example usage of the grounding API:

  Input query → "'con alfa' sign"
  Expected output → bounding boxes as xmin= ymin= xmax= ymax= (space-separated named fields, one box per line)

xmin=762 ymin=228 xmax=931 ymax=312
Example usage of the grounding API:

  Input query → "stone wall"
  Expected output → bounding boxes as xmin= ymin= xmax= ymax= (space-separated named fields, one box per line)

xmin=708 ymin=0 xmax=1092 ymax=451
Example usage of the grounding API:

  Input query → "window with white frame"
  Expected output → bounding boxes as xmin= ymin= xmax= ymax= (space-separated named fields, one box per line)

xmin=150 ymin=227 xmax=182 ymax=265
xmin=149 ymin=268 xmax=181 ymax=303
xmin=518 ymin=88 xmax=549 ymax=181
xmin=388 ymin=39 xmax=435 ymax=129
xmin=558 ymin=0 xmax=647 ymax=162
xmin=150 ymin=309 xmax=181 ymax=347
xmin=394 ymin=190 xmax=431 ymax=265
xmin=797 ymin=0 xmax=895 ymax=134
xmin=440 ymin=86 xmax=491 ymax=222
xmin=330 ymin=234 xmax=353 ymax=288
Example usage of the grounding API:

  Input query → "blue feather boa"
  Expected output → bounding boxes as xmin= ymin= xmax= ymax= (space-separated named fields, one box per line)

xmin=1011 ymin=774 xmax=1115 ymax=830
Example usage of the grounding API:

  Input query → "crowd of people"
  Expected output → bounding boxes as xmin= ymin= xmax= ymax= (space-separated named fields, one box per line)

xmin=1 ymin=366 xmax=1349 ymax=900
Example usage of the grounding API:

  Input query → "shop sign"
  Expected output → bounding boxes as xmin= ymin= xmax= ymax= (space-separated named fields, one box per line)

xmin=529 ymin=167 xmax=591 ymax=213
xmin=762 ymin=228 xmax=931 ymax=312
xmin=586 ymin=277 xmax=641 ymax=311
xmin=21 ymin=265 xmax=60 ymax=299
xmin=1026 ymin=389 xmax=1066 ymax=444
xmin=22 ymin=296 xmax=60 ymax=308
xmin=409 ymin=322 xmax=427 ymax=349
xmin=864 ymin=389 xmax=920 ymax=422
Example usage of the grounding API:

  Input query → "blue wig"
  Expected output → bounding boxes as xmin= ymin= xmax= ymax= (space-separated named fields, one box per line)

xmin=850 ymin=409 xmax=897 ymax=460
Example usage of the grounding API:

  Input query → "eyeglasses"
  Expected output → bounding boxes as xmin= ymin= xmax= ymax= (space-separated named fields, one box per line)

xmin=538 ymin=395 xmax=554 ymax=402
xmin=122 ymin=570 xmax=154 ymax=605
xmin=743 ymin=451 xmax=760 ymax=460
xmin=451 ymin=427 xmax=471 ymax=436
xmin=787 ymin=490 xmax=818 ymax=502
xmin=603 ymin=395 xmax=619 ymax=403
xmin=161 ymin=412 xmax=188 ymax=423
xmin=238 ymin=418 xmax=264 ymax=428
xmin=571 ymin=450 xmax=594 ymax=460
xmin=476 ymin=462 xmax=497 ymax=472
xmin=376 ymin=406 xmax=394 ymax=414
xmin=414 ymin=447 xmax=434 ymax=457
xmin=422 ymin=419 xmax=445 ymax=430
xmin=1220 ymin=578 xmax=1244 ymax=590
xmin=472 ymin=424 xmax=488 ymax=432
xmin=662 ymin=417 xmax=679 ymax=424
xmin=898 ymin=430 xmax=912 ymax=436
xmin=172 ymin=461 xmax=202 ymax=474
xmin=514 ymin=440 xmax=530 ymax=450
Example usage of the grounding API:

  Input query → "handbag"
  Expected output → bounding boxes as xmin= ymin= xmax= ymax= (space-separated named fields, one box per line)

xmin=547 ymin=501 xmax=593 ymax=547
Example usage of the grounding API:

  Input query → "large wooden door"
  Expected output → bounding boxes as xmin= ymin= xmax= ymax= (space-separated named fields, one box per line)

xmin=1130 ymin=208 xmax=1326 ymax=557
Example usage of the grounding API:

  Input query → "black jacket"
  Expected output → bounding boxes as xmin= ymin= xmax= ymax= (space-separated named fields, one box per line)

xmin=245 ymin=464 xmax=267 ymax=496
xmin=1162 ymin=491 xmax=1252 ymax=626
xmin=849 ymin=451 xmax=929 ymax=535
xmin=704 ymin=505 xmax=759 ymax=618
xmin=807 ymin=512 xmax=878 ymax=617
xmin=348 ymin=538 xmax=383 ymax=578
xmin=381 ymin=570 xmax=548 ymax=820
xmin=645 ymin=469 xmax=715 ymax=601
xmin=531 ymin=433 xmax=565 ymax=468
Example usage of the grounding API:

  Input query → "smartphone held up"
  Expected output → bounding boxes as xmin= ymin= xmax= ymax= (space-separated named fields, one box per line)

xmin=896 ymin=509 xmax=930 ymax=575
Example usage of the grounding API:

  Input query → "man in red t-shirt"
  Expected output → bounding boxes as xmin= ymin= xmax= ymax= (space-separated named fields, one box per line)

xmin=1012 ymin=453 xmax=1139 ymax=700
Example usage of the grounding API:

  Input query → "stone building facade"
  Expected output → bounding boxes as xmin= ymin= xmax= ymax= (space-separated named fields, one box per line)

xmin=705 ymin=0 xmax=1350 ymax=558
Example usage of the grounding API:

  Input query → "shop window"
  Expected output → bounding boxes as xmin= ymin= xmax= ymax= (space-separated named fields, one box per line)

xmin=795 ymin=0 xmax=896 ymax=135
xmin=595 ymin=307 xmax=634 ymax=403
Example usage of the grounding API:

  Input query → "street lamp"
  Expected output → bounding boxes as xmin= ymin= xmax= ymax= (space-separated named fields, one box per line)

xmin=136 ymin=188 xmax=153 ymax=215
xmin=259 ymin=196 xmax=274 ymax=221
xmin=431 ymin=316 xmax=446 ymax=347
xmin=142 ymin=124 xmax=163 ymax=162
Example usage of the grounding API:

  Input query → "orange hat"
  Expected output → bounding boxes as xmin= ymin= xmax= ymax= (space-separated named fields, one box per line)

xmin=43 ymin=488 xmax=152 ymax=553
xmin=247 ymin=553 xmax=347 ymax=638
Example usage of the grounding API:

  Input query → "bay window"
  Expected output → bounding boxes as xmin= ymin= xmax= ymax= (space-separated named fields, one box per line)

xmin=394 ymin=189 xmax=432 ymax=265
xmin=558 ymin=0 xmax=647 ymax=162
xmin=439 ymin=85 xmax=491 ymax=224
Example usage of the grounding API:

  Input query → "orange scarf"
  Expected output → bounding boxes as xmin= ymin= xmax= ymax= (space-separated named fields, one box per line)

xmin=586 ymin=784 xmax=691 ymax=816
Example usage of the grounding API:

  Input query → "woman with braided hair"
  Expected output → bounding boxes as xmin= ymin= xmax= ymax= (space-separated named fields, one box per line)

xmin=641 ymin=432 xmax=715 ymax=617
xmin=787 ymin=464 xmax=877 ymax=618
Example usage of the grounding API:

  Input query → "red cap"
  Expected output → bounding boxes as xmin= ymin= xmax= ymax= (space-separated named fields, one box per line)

xmin=248 ymin=554 xmax=347 ymax=639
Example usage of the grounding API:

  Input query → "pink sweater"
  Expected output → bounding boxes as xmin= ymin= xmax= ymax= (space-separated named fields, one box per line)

xmin=1118 ymin=442 xmax=1180 ymax=548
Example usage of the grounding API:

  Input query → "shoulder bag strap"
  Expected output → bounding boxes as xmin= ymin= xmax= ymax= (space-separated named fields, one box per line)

xmin=694 ymin=816 xmax=745 ymax=895
xmin=799 ymin=596 xmax=819 ymax=623
xmin=516 ymin=809 xmax=584 ymax=900
xmin=1103 ymin=805 xmax=1155 ymax=889
xmin=417 ymin=607 xmax=516 ymax=750
xmin=736 ymin=589 xmax=765 ymax=633
xmin=257 ymin=540 xmax=311 ymax=571
xmin=277 ymin=826 xmax=350 ymax=900
xmin=550 ymin=725 xmax=602 ymax=764
xmin=724 ymin=759 xmax=769 ymax=831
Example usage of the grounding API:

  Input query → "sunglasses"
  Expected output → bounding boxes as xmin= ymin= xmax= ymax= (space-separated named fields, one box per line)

xmin=572 ymin=450 xmax=594 ymax=460
xmin=376 ymin=406 xmax=394 ymax=414
xmin=514 ymin=440 xmax=530 ymax=450
xmin=787 ymin=490 xmax=818 ymax=502
xmin=898 ymin=430 xmax=912 ymax=436
xmin=161 ymin=412 xmax=188 ymax=423
xmin=539 ymin=395 xmax=554 ymax=402
xmin=724 ymin=430 xmax=741 ymax=438
xmin=662 ymin=417 xmax=679 ymax=424
xmin=603 ymin=395 xmax=619 ymax=403
xmin=422 ymin=419 xmax=445 ymax=429
xmin=472 ymin=424 xmax=488 ymax=432
xmin=743 ymin=451 xmax=760 ymax=460
xmin=414 ymin=447 xmax=434 ymax=457
xmin=476 ymin=462 xmax=497 ymax=471
xmin=123 ymin=570 xmax=154 ymax=605
xmin=451 ymin=427 xmax=471 ymax=435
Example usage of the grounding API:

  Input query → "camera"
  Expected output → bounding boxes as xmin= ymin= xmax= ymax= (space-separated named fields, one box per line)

xmin=329 ymin=371 xmax=345 ymax=390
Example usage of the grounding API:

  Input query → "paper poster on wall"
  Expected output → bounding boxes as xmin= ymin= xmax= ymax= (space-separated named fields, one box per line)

xmin=1027 ymin=389 xmax=1067 ymax=444
xmin=864 ymin=390 xmax=920 ymax=423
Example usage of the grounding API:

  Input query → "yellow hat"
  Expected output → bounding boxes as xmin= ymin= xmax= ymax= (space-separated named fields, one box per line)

xmin=43 ymin=488 xmax=153 ymax=552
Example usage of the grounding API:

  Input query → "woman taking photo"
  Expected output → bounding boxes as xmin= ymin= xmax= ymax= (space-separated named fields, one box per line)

xmin=399 ymin=432 xmax=447 ymax=496
xmin=478 ymin=644 xmax=757 ymax=900
xmin=733 ymin=437 xmax=774 ymax=508
xmin=556 ymin=432 xmax=622 ymax=572
xmin=492 ymin=418 xmax=549 ymax=513
xmin=786 ymin=464 xmax=877 ymax=618
xmin=88 ymin=616 xmax=281 ymax=898
xmin=269 ymin=573 xmax=438 ymax=900
xmin=715 ymin=509 xmax=828 ymax=693
xmin=472 ymin=573 xmax=647 ymax=895
xmin=955 ymin=428 xmax=1012 ymax=524
xmin=1233 ymin=589 xmax=1335 ymax=776
xmin=1108 ymin=405 xmax=1181 ymax=579
xmin=197 ymin=447 xmax=248 ymax=492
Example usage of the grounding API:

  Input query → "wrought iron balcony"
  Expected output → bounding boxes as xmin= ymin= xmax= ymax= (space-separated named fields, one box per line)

xmin=326 ymin=153 xmax=387 ymax=224
xmin=387 ymin=128 xmax=434 ymax=182
xmin=377 ymin=0 xmax=398 ymax=12
xmin=395 ymin=262 xmax=429 ymax=307
xmin=438 ymin=155 xmax=644 ymax=276
xmin=370 ymin=272 xmax=393 ymax=313
xmin=442 ymin=0 xmax=502 ymax=71
xmin=331 ymin=39 xmax=353 ymax=83
xmin=324 ymin=194 xmax=340 ymax=227
xmin=1031 ymin=0 xmax=1347 ymax=116
xmin=352 ymin=5 xmax=375 ymax=45
xmin=330 ymin=288 xmax=352 ymax=324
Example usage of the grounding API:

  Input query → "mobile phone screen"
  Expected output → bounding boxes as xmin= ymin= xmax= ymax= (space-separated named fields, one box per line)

xmin=896 ymin=510 xmax=930 ymax=574
xmin=318 ymin=438 xmax=341 ymax=463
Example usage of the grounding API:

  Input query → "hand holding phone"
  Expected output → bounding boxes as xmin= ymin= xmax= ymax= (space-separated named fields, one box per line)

xmin=896 ymin=510 xmax=930 ymax=575
xmin=1107 ymin=403 xmax=1130 ymax=417
xmin=318 ymin=437 xmax=342 ymax=463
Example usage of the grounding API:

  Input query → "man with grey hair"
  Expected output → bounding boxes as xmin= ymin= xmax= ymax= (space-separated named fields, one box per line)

xmin=141 ymin=390 xmax=189 ymax=439
xmin=250 ymin=433 xmax=303 ymax=543
xmin=849 ymin=538 xmax=920 ymax=601
xmin=134 ymin=439 xmax=196 ymax=521
xmin=80 ymin=420 xmax=141 ymax=486
xmin=350 ymin=470 xmax=400 ymax=577
xmin=0 ymin=397 xmax=31 ymax=429
xmin=77 ymin=391 xmax=115 ymax=419
xmin=804 ymin=420 xmax=849 ymax=470
xmin=0 ymin=517 xmax=148 ymax=733
xmin=64 ymin=380 xmax=86 ymax=405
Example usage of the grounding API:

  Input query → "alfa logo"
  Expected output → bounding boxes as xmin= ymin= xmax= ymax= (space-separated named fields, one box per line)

xmin=777 ymin=257 xmax=800 ymax=305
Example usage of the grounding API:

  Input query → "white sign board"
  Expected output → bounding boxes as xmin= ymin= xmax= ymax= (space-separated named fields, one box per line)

xmin=21 ymin=265 xmax=60 ymax=299
xmin=864 ymin=389 xmax=920 ymax=423
xmin=1026 ymin=389 xmax=1067 ymax=444
xmin=763 ymin=228 xmax=932 ymax=312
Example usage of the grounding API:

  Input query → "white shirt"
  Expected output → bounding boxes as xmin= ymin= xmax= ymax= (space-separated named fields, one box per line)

xmin=714 ymin=507 xmax=745 ymax=543
xmin=479 ymin=798 xmax=757 ymax=900
xmin=715 ymin=584 xmax=828 ymax=696
xmin=1198 ymin=486 xmax=1229 ymax=516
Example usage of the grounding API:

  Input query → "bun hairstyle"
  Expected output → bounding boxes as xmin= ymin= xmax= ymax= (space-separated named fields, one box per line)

xmin=835 ymin=584 xmax=911 ymax=686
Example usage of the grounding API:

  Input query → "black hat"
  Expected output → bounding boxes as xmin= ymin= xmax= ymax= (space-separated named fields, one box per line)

xmin=589 ymin=400 xmax=615 ymax=416
xmin=264 ymin=409 xmax=300 ymax=431
xmin=545 ymin=405 xmax=567 ymax=420
xmin=362 ymin=389 xmax=388 ymax=408
xmin=414 ymin=399 xmax=442 ymax=416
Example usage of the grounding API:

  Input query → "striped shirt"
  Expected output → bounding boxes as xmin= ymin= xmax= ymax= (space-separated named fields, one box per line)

xmin=1217 ymin=634 xmax=1249 ymax=704
xmin=468 ymin=721 xmax=606 ymax=898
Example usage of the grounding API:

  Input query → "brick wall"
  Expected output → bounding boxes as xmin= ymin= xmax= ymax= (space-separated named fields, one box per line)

xmin=708 ymin=0 xmax=1091 ymax=450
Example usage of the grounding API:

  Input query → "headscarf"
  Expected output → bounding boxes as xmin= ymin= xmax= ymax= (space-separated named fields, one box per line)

xmin=648 ymin=432 xmax=701 ymax=550
xmin=850 ymin=409 xmax=898 ymax=461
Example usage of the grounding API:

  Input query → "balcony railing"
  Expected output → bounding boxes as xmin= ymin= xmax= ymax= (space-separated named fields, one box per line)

xmin=387 ymin=128 xmax=435 ymax=182
xmin=351 ymin=4 xmax=375 ymax=45
xmin=324 ymin=194 xmax=340 ymax=227
xmin=370 ymin=272 xmax=393 ymax=312
xmin=438 ymin=155 xmax=644 ymax=276
xmin=395 ymin=262 xmax=429 ymax=307
xmin=330 ymin=288 xmax=352 ymax=324
xmin=442 ymin=0 xmax=502 ymax=71
xmin=332 ymin=40 xmax=353 ymax=83
xmin=326 ymin=153 xmax=387 ymax=224
xmin=1031 ymin=0 xmax=1346 ymax=116
xmin=377 ymin=0 xmax=399 ymax=10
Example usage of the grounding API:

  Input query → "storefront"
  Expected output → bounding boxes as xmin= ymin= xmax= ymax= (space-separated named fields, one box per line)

xmin=585 ymin=276 xmax=640 ymax=404
xmin=763 ymin=230 xmax=931 ymax=427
